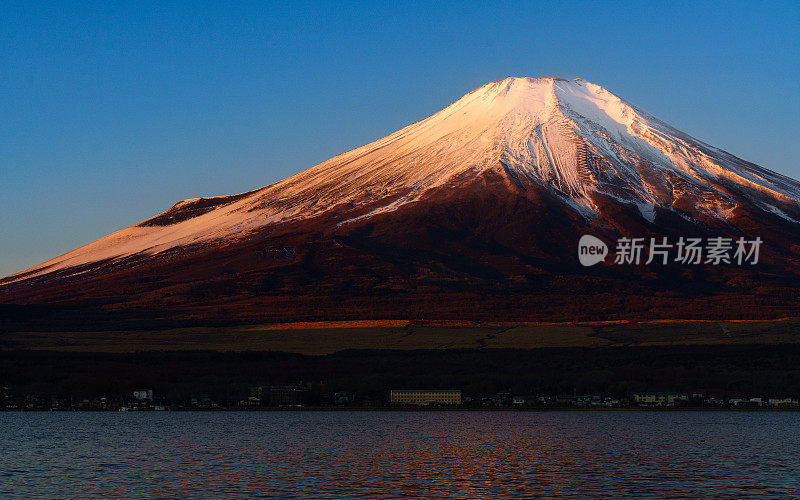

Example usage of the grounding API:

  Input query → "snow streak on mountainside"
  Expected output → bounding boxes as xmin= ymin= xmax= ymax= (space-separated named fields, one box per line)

xmin=6 ymin=77 xmax=800 ymax=283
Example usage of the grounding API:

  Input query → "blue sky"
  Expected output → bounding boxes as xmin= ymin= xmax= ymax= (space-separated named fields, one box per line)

xmin=1 ymin=1 xmax=799 ymax=277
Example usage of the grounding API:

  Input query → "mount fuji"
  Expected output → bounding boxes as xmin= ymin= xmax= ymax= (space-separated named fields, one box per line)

xmin=3 ymin=77 xmax=800 ymax=324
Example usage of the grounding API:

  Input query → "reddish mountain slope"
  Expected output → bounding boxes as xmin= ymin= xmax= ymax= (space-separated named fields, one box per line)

xmin=2 ymin=77 xmax=800 ymax=324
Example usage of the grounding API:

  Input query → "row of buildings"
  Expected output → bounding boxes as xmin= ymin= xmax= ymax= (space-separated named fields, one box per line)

xmin=3 ymin=385 xmax=799 ymax=410
xmin=389 ymin=391 xmax=800 ymax=408
xmin=632 ymin=392 xmax=800 ymax=408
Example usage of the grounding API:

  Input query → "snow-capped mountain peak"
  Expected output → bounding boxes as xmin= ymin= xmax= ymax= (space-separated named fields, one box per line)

xmin=5 ymin=77 xmax=800 ymax=283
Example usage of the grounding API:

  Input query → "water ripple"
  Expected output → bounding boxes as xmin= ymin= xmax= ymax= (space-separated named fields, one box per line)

xmin=1 ymin=411 xmax=799 ymax=498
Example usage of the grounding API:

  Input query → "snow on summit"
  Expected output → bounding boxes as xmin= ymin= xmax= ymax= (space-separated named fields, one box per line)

xmin=5 ymin=77 xmax=800 ymax=282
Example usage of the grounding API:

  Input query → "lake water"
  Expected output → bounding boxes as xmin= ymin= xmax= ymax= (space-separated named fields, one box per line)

xmin=2 ymin=410 xmax=799 ymax=498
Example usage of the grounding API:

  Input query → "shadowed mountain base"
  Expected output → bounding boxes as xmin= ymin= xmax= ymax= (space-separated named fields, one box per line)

xmin=2 ymin=318 xmax=799 ymax=355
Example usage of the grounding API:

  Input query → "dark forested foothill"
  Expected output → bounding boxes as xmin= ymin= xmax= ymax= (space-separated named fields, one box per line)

xmin=3 ymin=344 xmax=800 ymax=409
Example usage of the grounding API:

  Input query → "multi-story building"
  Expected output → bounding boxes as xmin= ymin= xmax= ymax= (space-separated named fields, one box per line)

xmin=768 ymin=397 xmax=799 ymax=407
xmin=633 ymin=392 xmax=688 ymax=407
xmin=133 ymin=389 xmax=153 ymax=401
xmin=389 ymin=390 xmax=461 ymax=406
xmin=269 ymin=385 xmax=307 ymax=406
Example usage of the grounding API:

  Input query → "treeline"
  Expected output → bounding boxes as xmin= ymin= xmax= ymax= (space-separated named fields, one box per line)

xmin=2 ymin=344 xmax=800 ymax=405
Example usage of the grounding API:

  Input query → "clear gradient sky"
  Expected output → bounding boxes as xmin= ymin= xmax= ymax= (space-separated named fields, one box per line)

xmin=2 ymin=1 xmax=799 ymax=277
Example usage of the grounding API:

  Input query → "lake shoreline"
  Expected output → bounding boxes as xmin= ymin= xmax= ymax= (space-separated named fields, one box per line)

xmin=4 ymin=406 xmax=800 ymax=412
